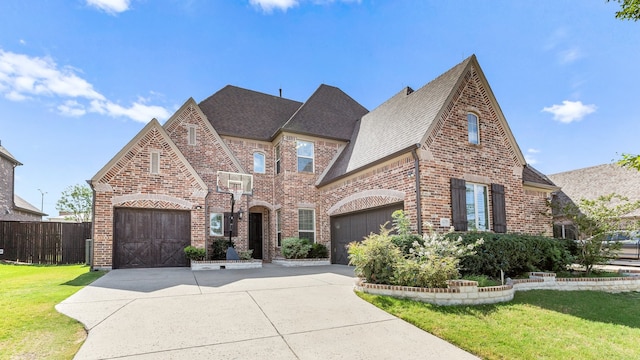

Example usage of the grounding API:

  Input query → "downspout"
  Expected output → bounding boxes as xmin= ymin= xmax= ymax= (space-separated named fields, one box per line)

xmin=411 ymin=145 xmax=423 ymax=236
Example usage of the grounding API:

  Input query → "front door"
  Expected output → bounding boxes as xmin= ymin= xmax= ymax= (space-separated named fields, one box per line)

xmin=249 ymin=213 xmax=263 ymax=259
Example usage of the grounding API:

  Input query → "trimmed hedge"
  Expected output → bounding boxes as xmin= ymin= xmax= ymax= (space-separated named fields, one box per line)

xmin=450 ymin=232 xmax=575 ymax=278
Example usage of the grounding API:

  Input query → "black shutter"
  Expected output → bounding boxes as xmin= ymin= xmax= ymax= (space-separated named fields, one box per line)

xmin=224 ymin=212 xmax=239 ymax=237
xmin=491 ymin=183 xmax=507 ymax=233
xmin=451 ymin=178 xmax=468 ymax=231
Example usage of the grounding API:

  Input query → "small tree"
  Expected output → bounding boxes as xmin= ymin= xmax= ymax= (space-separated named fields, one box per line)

xmin=561 ymin=193 xmax=640 ymax=275
xmin=56 ymin=184 xmax=92 ymax=222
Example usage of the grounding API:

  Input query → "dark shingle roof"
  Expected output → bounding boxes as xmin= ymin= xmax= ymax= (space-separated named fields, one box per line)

xmin=198 ymin=85 xmax=303 ymax=141
xmin=14 ymin=194 xmax=47 ymax=216
xmin=280 ymin=84 xmax=368 ymax=141
xmin=523 ymin=165 xmax=557 ymax=188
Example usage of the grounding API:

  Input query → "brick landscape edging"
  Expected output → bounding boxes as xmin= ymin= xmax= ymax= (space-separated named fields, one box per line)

xmin=271 ymin=258 xmax=331 ymax=267
xmin=355 ymin=271 xmax=640 ymax=306
xmin=191 ymin=260 xmax=262 ymax=270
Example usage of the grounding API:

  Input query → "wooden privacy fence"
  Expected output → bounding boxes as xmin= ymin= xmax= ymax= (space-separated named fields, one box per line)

xmin=0 ymin=221 xmax=91 ymax=264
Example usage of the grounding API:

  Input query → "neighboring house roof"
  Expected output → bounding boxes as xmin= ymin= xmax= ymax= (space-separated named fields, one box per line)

xmin=0 ymin=144 xmax=22 ymax=166
xmin=198 ymin=85 xmax=303 ymax=141
xmin=549 ymin=163 xmax=640 ymax=218
xmin=279 ymin=84 xmax=368 ymax=141
xmin=14 ymin=194 xmax=47 ymax=216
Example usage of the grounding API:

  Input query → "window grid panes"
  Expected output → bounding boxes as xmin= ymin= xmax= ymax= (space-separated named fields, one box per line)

xmin=466 ymin=183 xmax=488 ymax=231
xmin=298 ymin=209 xmax=315 ymax=243
xmin=276 ymin=209 xmax=282 ymax=247
xmin=468 ymin=113 xmax=479 ymax=145
xmin=253 ymin=152 xmax=265 ymax=174
xmin=275 ymin=144 xmax=281 ymax=174
xmin=296 ymin=140 xmax=314 ymax=173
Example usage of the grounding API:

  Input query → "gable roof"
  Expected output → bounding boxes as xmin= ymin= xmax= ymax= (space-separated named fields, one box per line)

xmin=279 ymin=84 xmax=368 ymax=141
xmin=0 ymin=143 xmax=22 ymax=166
xmin=14 ymin=194 xmax=47 ymax=216
xmin=321 ymin=54 xmax=531 ymax=186
xmin=549 ymin=163 xmax=640 ymax=218
xmin=198 ymin=85 xmax=303 ymax=141
xmin=523 ymin=165 xmax=558 ymax=190
xmin=163 ymin=97 xmax=246 ymax=173
xmin=90 ymin=119 xmax=207 ymax=191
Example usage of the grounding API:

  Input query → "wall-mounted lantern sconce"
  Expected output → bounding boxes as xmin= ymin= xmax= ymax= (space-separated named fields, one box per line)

xmin=195 ymin=205 xmax=202 ymax=210
xmin=238 ymin=208 xmax=244 ymax=220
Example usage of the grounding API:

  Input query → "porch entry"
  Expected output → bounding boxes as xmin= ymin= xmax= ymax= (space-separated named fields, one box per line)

xmin=248 ymin=212 xmax=263 ymax=259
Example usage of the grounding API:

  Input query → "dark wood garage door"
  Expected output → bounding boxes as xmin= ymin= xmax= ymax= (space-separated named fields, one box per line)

xmin=113 ymin=208 xmax=191 ymax=269
xmin=330 ymin=203 xmax=403 ymax=265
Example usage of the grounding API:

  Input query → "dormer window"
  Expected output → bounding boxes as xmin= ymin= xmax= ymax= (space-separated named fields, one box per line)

xmin=468 ymin=113 xmax=479 ymax=145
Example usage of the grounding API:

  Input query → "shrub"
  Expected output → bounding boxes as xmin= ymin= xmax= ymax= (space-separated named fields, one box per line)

xmin=452 ymin=233 xmax=574 ymax=278
xmin=209 ymin=239 xmax=233 ymax=260
xmin=183 ymin=246 xmax=206 ymax=261
xmin=393 ymin=227 xmax=483 ymax=288
xmin=348 ymin=227 xmax=402 ymax=284
xmin=237 ymin=249 xmax=254 ymax=260
xmin=281 ymin=238 xmax=313 ymax=259
xmin=390 ymin=210 xmax=424 ymax=254
xmin=308 ymin=243 xmax=328 ymax=258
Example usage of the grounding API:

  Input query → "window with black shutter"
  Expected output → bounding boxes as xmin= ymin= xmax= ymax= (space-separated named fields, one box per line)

xmin=491 ymin=183 xmax=507 ymax=233
xmin=450 ymin=178 xmax=468 ymax=231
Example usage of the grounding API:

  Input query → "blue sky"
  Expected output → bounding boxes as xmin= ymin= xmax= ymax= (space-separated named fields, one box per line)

xmin=0 ymin=0 xmax=638 ymax=217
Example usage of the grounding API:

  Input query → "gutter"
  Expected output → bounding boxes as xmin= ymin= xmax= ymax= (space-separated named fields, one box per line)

xmin=411 ymin=146 xmax=423 ymax=235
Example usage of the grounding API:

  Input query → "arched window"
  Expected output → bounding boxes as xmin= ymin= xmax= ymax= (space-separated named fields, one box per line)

xmin=467 ymin=113 xmax=480 ymax=145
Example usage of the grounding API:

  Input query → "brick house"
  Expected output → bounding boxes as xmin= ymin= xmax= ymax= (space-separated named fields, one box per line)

xmin=89 ymin=55 xmax=557 ymax=270
xmin=0 ymin=142 xmax=47 ymax=221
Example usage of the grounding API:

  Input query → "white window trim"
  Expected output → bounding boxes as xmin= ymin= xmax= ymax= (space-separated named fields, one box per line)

xmin=466 ymin=182 xmax=489 ymax=231
xmin=253 ymin=152 xmax=266 ymax=174
xmin=187 ymin=125 xmax=197 ymax=146
xmin=296 ymin=140 xmax=314 ymax=173
xmin=150 ymin=151 xmax=160 ymax=174
xmin=298 ymin=208 xmax=316 ymax=243
xmin=274 ymin=143 xmax=281 ymax=174
xmin=468 ymin=113 xmax=480 ymax=145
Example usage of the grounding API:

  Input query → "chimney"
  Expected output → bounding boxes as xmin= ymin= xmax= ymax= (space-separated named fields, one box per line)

xmin=279 ymin=88 xmax=282 ymax=98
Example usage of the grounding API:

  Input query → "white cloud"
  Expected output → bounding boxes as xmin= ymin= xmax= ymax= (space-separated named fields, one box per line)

xmin=542 ymin=100 xmax=597 ymax=124
xmin=250 ymin=0 xmax=298 ymax=12
xmin=86 ymin=0 xmax=131 ymax=14
xmin=525 ymin=148 xmax=540 ymax=165
xmin=559 ymin=47 xmax=582 ymax=64
xmin=0 ymin=48 xmax=168 ymax=123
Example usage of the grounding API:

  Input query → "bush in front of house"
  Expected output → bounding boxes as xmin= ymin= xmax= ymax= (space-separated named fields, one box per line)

xmin=452 ymin=232 xmax=575 ymax=278
xmin=281 ymin=237 xmax=313 ymax=259
xmin=209 ymin=239 xmax=233 ymax=260
xmin=347 ymin=227 xmax=402 ymax=284
xmin=183 ymin=246 xmax=206 ymax=261
xmin=308 ymin=243 xmax=329 ymax=258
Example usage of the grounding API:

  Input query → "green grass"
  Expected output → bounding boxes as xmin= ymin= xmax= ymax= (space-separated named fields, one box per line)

xmin=358 ymin=290 xmax=640 ymax=360
xmin=0 ymin=263 xmax=105 ymax=360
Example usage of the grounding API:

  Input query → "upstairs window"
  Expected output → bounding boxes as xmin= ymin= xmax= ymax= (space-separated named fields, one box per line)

xmin=253 ymin=152 xmax=265 ymax=174
xmin=468 ymin=113 xmax=479 ymax=145
xmin=296 ymin=140 xmax=314 ymax=173
xmin=150 ymin=151 xmax=160 ymax=174
xmin=187 ymin=126 xmax=197 ymax=145
xmin=275 ymin=144 xmax=281 ymax=174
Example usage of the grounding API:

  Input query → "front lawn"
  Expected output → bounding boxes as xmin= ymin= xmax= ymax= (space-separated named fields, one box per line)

xmin=0 ymin=263 xmax=104 ymax=359
xmin=358 ymin=290 xmax=640 ymax=360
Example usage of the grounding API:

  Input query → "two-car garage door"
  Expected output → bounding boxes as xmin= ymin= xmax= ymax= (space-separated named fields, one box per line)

xmin=113 ymin=208 xmax=191 ymax=269
xmin=330 ymin=203 xmax=403 ymax=265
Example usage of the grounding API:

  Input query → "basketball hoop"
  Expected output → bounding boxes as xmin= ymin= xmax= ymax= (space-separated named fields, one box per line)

xmin=231 ymin=188 xmax=244 ymax=203
xmin=215 ymin=171 xmax=254 ymax=251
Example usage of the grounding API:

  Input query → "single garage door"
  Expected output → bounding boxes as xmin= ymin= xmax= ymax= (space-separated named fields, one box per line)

xmin=330 ymin=203 xmax=403 ymax=265
xmin=113 ymin=208 xmax=191 ymax=269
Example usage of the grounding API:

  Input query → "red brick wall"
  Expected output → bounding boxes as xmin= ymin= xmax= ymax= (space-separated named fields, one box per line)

xmin=92 ymin=122 xmax=206 ymax=269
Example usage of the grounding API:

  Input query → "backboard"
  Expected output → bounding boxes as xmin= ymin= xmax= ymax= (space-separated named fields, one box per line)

xmin=216 ymin=171 xmax=253 ymax=198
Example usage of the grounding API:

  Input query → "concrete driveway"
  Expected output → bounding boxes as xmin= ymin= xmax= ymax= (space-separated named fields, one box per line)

xmin=57 ymin=264 xmax=478 ymax=359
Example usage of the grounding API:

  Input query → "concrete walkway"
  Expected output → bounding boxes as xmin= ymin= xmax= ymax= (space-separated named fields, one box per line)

xmin=57 ymin=264 xmax=478 ymax=359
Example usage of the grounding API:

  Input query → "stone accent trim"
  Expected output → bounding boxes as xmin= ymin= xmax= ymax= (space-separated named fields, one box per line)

xmin=327 ymin=189 xmax=405 ymax=216
xmin=355 ymin=271 xmax=640 ymax=306
xmin=112 ymin=194 xmax=196 ymax=209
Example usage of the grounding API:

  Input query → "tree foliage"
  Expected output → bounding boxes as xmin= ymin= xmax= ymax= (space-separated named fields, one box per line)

xmin=560 ymin=193 xmax=640 ymax=275
xmin=608 ymin=0 xmax=640 ymax=21
xmin=55 ymin=184 xmax=92 ymax=222
xmin=618 ymin=153 xmax=640 ymax=171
